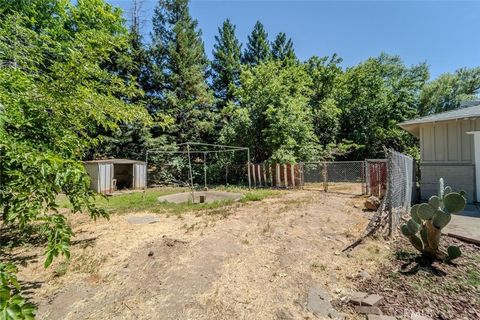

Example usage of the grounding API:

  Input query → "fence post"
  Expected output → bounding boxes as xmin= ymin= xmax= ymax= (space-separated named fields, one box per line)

xmin=361 ymin=161 xmax=366 ymax=195
xmin=386 ymin=150 xmax=393 ymax=236
xmin=323 ymin=161 xmax=328 ymax=192
xmin=300 ymin=163 xmax=304 ymax=189
xmin=203 ymin=152 xmax=207 ymax=190
xmin=247 ymin=149 xmax=251 ymax=189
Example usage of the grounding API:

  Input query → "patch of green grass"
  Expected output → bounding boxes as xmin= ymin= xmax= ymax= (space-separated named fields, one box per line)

xmin=466 ymin=270 xmax=480 ymax=288
xmin=53 ymin=260 xmax=69 ymax=277
xmin=310 ymin=261 xmax=327 ymax=272
xmin=57 ymin=187 xmax=280 ymax=216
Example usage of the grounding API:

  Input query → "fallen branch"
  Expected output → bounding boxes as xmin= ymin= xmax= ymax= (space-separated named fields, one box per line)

xmin=342 ymin=209 xmax=388 ymax=252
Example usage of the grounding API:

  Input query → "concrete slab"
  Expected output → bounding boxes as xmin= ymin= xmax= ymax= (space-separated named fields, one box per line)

xmin=157 ymin=191 xmax=244 ymax=204
xmin=443 ymin=213 xmax=480 ymax=245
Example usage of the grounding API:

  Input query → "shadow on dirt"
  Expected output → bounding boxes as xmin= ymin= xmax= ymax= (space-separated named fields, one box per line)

xmin=396 ymin=250 xmax=448 ymax=277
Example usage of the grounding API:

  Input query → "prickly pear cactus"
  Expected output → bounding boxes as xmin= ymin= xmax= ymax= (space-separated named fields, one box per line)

xmin=401 ymin=178 xmax=465 ymax=261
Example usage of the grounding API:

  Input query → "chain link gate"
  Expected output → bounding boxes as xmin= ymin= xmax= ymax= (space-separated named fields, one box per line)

xmin=365 ymin=159 xmax=388 ymax=198
xmin=301 ymin=161 xmax=366 ymax=195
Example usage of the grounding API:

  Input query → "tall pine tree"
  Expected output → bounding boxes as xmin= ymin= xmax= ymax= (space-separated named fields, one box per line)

xmin=271 ymin=32 xmax=296 ymax=61
xmin=149 ymin=0 xmax=214 ymax=142
xmin=211 ymin=19 xmax=242 ymax=108
xmin=128 ymin=0 xmax=148 ymax=88
xmin=242 ymin=21 xmax=270 ymax=66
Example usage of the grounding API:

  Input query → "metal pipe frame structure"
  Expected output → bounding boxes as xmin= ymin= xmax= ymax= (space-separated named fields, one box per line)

xmin=145 ymin=142 xmax=251 ymax=192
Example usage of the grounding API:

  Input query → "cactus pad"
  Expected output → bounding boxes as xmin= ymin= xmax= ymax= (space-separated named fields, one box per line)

xmin=433 ymin=210 xmax=452 ymax=229
xmin=418 ymin=203 xmax=435 ymax=220
xmin=438 ymin=178 xmax=444 ymax=198
xmin=401 ymin=224 xmax=412 ymax=236
xmin=447 ymin=245 xmax=462 ymax=260
xmin=444 ymin=193 xmax=466 ymax=213
xmin=428 ymin=196 xmax=441 ymax=210
xmin=410 ymin=204 xmax=422 ymax=223
xmin=407 ymin=219 xmax=420 ymax=234
xmin=409 ymin=235 xmax=424 ymax=251
xmin=444 ymin=186 xmax=452 ymax=195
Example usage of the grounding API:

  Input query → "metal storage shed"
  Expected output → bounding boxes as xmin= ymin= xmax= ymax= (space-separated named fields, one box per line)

xmin=83 ymin=159 xmax=147 ymax=194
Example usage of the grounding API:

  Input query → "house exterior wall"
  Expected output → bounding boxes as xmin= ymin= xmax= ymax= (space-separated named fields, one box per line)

xmin=420 ymin=163 xmax=475 ymax=202
xmin=419 ymin=118 xmax=480 ymax=202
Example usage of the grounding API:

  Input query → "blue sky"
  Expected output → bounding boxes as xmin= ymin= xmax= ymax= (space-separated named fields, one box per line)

xmin=107 ymin=0 xmax=480 ymax=79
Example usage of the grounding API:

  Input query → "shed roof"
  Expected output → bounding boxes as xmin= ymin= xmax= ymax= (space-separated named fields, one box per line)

xmin=83 ymin=159 xmax=145 ymax=165
xmin=398 ymin=101 xmax=480 ymax=137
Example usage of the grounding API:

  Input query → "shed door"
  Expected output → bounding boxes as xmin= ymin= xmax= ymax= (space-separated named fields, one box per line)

xmin=98 ymin=163 xmax=112 ymax=194
xmin=133 ymin=164 xmax=146 ymax=189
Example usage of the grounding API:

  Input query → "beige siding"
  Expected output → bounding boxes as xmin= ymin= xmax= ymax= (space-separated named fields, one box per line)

xmin=420 ymin=164 xmax=475 ymax=202
xmin=421 ymin=125 xmax=434 ymax=161
xmin=434 ymin=123 xmax=447 ymax=161
xmin=419 ymin=118 xmax=478 ymax=202
xmin=447 ymin=122 xmax=459 ymax=161
xmin=461 ymin=120 xmax=472 ymax=161
xmin=420 ymin=119 xmax=475 ymax=164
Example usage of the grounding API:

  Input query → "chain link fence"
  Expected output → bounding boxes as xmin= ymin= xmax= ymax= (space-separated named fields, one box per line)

xmin=381 ymin=149 xmax=415 ymax=234
xmin=343 ymin=150 xmax=416 ymax=251
xmin=302 ymin=161 xmax=366 ymax=195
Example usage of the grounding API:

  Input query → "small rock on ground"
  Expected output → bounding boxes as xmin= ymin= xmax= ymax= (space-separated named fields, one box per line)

xmin=364 ymin=196 xmax=381 ymax=211
xmin=354 ymin=306 xmax=382 ymax=315
xmin=306 ymin=286 xmax=343 ymax=319
xmin=349 ymin=291 xmax=368 ymax=305
xmin=361 ymin=294 xmax=384 ymax=307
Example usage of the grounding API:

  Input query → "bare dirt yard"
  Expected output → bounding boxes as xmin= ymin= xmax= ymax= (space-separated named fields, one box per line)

xmin=7 ymin=185 xmax=480 ymax=320
xmin=6 ymin=187 xmax=478 ymax=320
xmin=5 ymin=188 xmax=389 ymax=320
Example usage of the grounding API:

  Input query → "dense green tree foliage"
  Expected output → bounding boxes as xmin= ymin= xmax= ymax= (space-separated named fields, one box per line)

xmin=149 ymin=0 xmax=214 ymax=143
xmin=220 ymin=61 xmax=318 ymax=163
xmin=211 ymin=19 xmax=242 ymax=108
xmin=242 ymin=21 xmax=271 ymax=66
xmin=419 ymin=67 xmax=480 ymax=115
xmin=271 ymin=32 xmax=296 ymax=62
xmin=306 ymin=54 xmax=344 ymax=146
xmin=0 ymin=1 xmax=149 ymax=316
xmin=337 ymin=54 xmax=428 ymax=159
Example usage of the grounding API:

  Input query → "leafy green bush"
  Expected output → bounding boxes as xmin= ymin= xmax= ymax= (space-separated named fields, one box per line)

xmin=0 ymin=263 xmax=35 ymax=319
